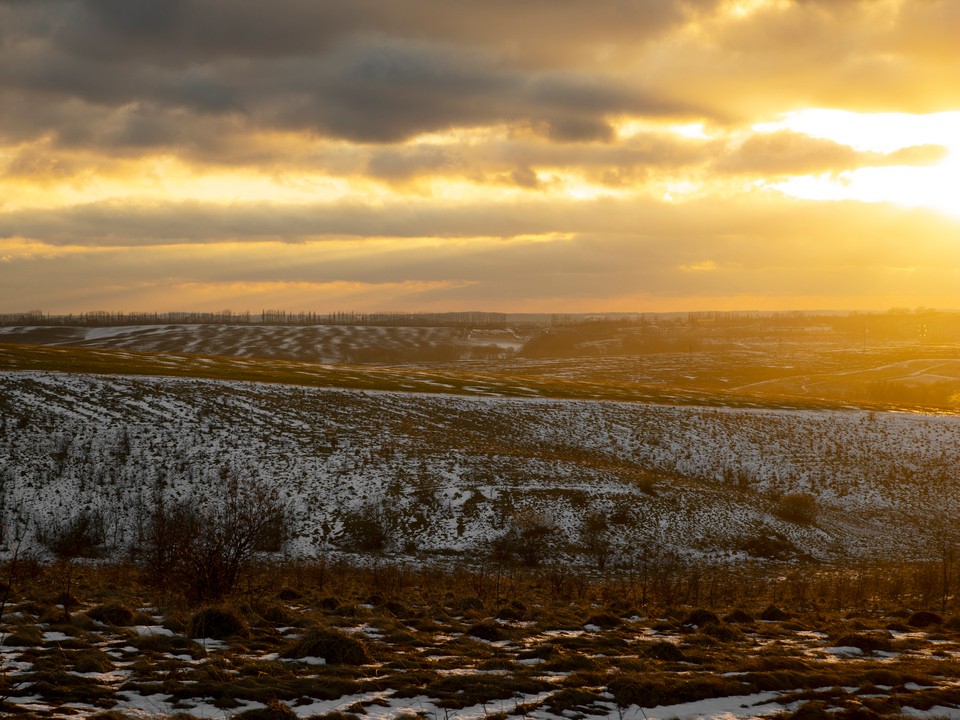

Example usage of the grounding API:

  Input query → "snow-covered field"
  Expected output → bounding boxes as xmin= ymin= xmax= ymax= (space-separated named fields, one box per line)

xmin=3 ymin=369 xmax=959 ymax=562
xmin=0 ymin=324 xmax=523 ymax=363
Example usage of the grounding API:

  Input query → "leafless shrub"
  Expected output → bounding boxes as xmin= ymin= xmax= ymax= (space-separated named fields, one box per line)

xmin=490 ymin=508 xmax=557 ymax=567
xmin=340 ymin=499 xmax=393 ymax=554
xmin=775 ymin=493 xmax=818 ymax=525
xmin=133 ymin=470 xmax=290 ymax=604
xmin=35 ymin=508 xmax=107 ymax=560
xmin=581 ymin=510 xmax=612 ymax=570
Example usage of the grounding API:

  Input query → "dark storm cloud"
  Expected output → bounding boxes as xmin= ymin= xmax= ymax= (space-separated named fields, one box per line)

xmin=52 ymin=0 xmax=714 ymax=63
xmin=0 ymin=0 xmax=709 ymax=148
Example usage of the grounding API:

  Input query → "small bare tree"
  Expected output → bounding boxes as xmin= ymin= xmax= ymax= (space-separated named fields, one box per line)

xmin=134 ymin=470 xmax=290 ymax=604
xmin=35 ymin=508 xmax=107 ymax=620
xmin=581 ymin=510 xmax=612 ymax=571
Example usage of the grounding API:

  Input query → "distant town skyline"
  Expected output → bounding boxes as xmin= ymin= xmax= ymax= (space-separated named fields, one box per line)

xmin=2 ymin=0 xmax=960 ymax=314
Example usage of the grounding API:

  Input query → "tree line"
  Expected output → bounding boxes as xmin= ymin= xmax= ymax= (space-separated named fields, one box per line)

xmin=0 ymin=310 xmax=509 ymax=328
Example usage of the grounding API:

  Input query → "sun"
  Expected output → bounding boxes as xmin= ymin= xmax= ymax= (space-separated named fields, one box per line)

xmin=756 ymin=110 xmax=960 ymax=219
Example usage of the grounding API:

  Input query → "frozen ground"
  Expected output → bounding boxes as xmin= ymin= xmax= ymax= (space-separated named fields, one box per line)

xmin=3 ymin=582 xmax=960 ymax=720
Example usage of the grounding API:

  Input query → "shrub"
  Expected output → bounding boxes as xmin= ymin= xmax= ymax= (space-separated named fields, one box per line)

xmin=775 ymin=493 xmax=818 ymax=525
xmin=276 ymin=587 xmax=301 ymax=601
xmin=283 ymin=627 xmax=372 ymax=665
xmin=134 ymin=472 xmax=290 ymax=603
xmin=490 ymin=508 xmax=557 ymax=567
xmin=340 ymin=504 xmax=392 ymax=554
xmin=458 ymin=596 xmax=484 ymax=614
xmin=190 ymin=606 xmax=250 ymax=640
xmin=741 ymin=527 xmax=798 ymax=560
xmin=581 ymin=510 xmax=612 ymax=570
xmin=36 ymin=509 xmax=107 ymax=560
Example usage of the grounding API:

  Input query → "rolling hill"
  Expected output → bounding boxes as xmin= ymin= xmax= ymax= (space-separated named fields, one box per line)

xmin=3 ymin=355 xmax=959 ymax=565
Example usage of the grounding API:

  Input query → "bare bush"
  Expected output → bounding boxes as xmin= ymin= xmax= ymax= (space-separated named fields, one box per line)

xmin=490 ymin=508 xmax=557 ymax=567
xmin=339 ymin=500 xmax=392 ymax=554
xmin=581 ymin=510 xmax=612 ymax=570
xmin=134 ymin=471 xmax=290 ymax=604
xmin=775 ymin=493 xmax=818 ymax=525
xmin=35 ymin=508 xmax=107 ymax=560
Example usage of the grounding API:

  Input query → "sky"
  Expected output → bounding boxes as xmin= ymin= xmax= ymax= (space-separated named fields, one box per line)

xmin=2 ymin=0 xmax=960 ymax=315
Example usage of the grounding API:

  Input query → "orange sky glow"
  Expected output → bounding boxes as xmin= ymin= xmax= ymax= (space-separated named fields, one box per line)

xmin=2 ymin=0 xmax=960 ymax=314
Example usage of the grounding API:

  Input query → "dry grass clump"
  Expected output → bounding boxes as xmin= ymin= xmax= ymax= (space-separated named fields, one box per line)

xmin=639 ymin=640 xmax=686 ymax=662
xmin=2 ymin=624 xmax=43 ymax=647
xmin=683 ymin=608 xmax=720 ymax=627
xmin=282 ymin=626 xmax=373 ymax=665
xmin=466 ymin=619 xmax=507 ymax=641
xmin=830 ymin=632 xmax=893 ymax=654
xmin=907 ymin=610 xmax=942 ymax=628
xmin=86 ymin=602 xmax=136 ymax=626
xmin=234 ymin=700 xmax=299 ymax=719
xmin=761 ymin=605 xmax=791 ymax=621
xmin=9 ymin=555 xmax=960 ymax=718
xmin=607 ymin=671 xmax=748 ymax=708
xmin=427 ymin=672 xmax=553 ymax=710
xmin=189 ymin=606 xmax=250 ymax=640
xmin=724 ymin=608 xmax=755 ymax=623
xmin=585 ymin=610 xmax=623 ymax=628
xmin=131 ymin=632 xmax=207 ymax=659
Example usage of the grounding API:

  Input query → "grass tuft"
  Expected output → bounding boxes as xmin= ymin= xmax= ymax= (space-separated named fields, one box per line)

xmin=282 ymin=626 xmax=373 ymax=665
xmin=87 ymin=602 xmax=136 ymax=626
xmin=907 ymin=610 xmax=942 ymax=628
xmin=190 ymin=606 xmax=250 ymax=640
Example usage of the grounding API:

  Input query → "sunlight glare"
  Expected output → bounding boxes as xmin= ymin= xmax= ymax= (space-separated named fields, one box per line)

xmin=757 ymin=110 xmax=960 ymax=217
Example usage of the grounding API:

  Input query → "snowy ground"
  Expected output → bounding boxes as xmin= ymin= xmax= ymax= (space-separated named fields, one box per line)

xmin=2 ymin=369 xmax=960 ymax=563
xmin=0 ymin=324 xmax=523 ymax=364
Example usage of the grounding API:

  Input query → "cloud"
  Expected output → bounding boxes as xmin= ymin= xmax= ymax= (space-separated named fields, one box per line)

xmin=642 ymin=0 xmax=960 ymax=120
xmin=3 ymin=192 xmax=959 ymax=253
xmin=0 ymin=0 xmax=710 ymax=150
xmin=4 ymin=197 xmax=960 ymax=313
xmin=3 ymin=0 xmax=960 ymax=314
xmin=714 ymin=132 xmax=949 ymax=176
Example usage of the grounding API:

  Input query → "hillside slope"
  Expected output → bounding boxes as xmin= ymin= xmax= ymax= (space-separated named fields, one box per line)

xmin=3 ymin=370 xmax=959 ymax=564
